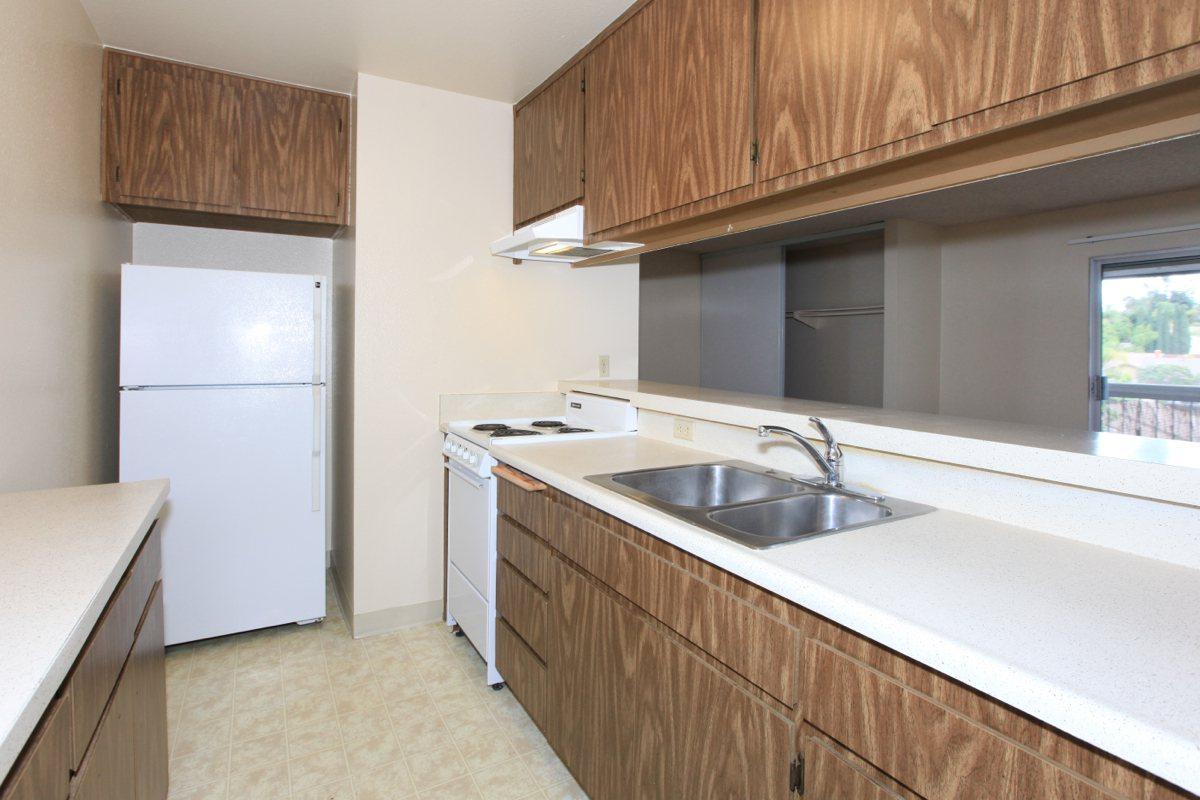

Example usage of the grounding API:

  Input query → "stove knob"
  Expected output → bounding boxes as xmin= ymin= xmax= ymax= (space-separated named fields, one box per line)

xmin=467 ymin=452 xmax=477 ymax=465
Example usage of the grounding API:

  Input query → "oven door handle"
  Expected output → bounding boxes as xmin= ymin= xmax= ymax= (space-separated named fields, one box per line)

xmin=446 ymin=460 xmax=488 ymax=490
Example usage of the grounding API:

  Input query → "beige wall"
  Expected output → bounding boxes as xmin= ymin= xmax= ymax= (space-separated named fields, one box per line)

xmin=350 ymin=73 xmax=639 ymax=629
xmin=939 ymin=188 xmax=1200 ymax=429
xmin=0 ymin=0 xmax=131 ymax=491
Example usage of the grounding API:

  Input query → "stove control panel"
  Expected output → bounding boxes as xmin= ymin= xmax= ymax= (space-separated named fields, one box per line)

xmin=443 ymin=433 xmax=494 ymax=478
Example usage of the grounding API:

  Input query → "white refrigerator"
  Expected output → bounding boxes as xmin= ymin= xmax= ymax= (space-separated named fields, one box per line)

xmin=119 ymin=263 xmax=327 ymax=646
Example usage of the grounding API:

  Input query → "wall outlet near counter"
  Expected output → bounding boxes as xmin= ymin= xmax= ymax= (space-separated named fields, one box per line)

xmin=598 ymin=355 xmax=610 ymax=377
xmin=673 ymin=417 xmax=693 ymax=440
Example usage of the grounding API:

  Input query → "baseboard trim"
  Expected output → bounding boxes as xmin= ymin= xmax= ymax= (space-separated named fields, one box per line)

xmin=351 ymin=599 xmax=443 ymax=639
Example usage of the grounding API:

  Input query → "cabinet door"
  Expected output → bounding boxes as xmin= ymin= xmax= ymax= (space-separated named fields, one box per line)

xmin=240 ymin=83 xmax=346 ymax=219
xmin=584 ymin=0 xmax=754 ymax=234
xmin=931 ymin=0 xmax=1200 ymax=123
xmin=0 ymin=694 xmax=71 ymax=800
xmin=131 ymin=583 xmax=168 ymax=800
xmin=113 ymin=58 xmax=239 ymax=209
xmin=72 ymin=667 xmax=136 ymax=800
xmin=513 ymin=65 xmax=584 ymax=228
xmin=756 ymin=0 xmax=931 ymax=181
xmin=552 ymin=560 xmax=794 ymax=800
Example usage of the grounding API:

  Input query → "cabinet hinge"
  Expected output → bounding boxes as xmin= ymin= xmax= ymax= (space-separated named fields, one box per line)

xmin=750 ymin=139 xmax=760 ymax=165
xmin=790 ymin=755 xmax=804 ymax=795
xmin=580 ymin=168 xmax=586 ymax=184
xmin=115 ymin=165 xmax=121 ymax=182
xmin=335 ymin=191 xmax=341 ymax=207
xmin=580 ymin=77 xmax=586 ymax=93
xmin=115 ymin=77 xmax=121 ymax=96
xmin=338 ymin=117 xmax=343 ymax=133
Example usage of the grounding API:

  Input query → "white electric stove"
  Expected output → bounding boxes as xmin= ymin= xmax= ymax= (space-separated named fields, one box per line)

xmin=442 ymin=392 xmax=636 ymax=687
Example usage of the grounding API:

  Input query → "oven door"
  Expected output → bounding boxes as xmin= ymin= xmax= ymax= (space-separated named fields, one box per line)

xmin=446 ymin=460 xmax=494 ymax=601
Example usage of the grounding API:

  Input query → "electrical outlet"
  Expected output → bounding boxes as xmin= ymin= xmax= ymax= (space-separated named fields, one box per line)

xmin=673 ymin=417 xmax=693 ymax=441
xmin=598 ymin=355 xmax=610 ymax=378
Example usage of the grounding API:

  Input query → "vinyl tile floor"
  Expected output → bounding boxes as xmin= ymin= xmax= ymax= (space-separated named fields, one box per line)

xmin=165 ymin=579 xmax=589 ymax=799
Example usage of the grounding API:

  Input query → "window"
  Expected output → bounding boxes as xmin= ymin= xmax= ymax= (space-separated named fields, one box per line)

xmin=1091 ymin=251 xmax=1200 ymax=441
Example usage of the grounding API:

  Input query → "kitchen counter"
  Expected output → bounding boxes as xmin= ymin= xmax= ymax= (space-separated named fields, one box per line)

xmin=491 ymin=435 xmax=1200 ymax=795
xmin=0 ymin=479 xmax=169 ymax=780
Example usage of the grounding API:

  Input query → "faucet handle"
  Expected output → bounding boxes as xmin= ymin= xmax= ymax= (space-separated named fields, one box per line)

xmin=808 ymin=417 xmax=842 ymax=460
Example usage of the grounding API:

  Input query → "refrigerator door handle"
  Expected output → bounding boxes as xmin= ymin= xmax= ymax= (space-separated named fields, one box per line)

xmin=311 ymin=385 xmax=322 ymax=512
xmin=312 ymin=279 xmax=324 ymax=385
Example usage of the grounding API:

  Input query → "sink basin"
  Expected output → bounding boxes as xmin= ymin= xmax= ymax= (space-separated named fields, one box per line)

xmin=609 ymin=463 xmax=800 ymax=507
xmin=708 ymin=493 xmax=891 ymax=545
xmin=586 ymin=460 xmax=935 ymax=549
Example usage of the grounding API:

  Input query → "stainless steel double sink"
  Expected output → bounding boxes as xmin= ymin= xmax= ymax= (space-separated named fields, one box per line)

xmin=586 ymin=461 xmax=934 ymax=549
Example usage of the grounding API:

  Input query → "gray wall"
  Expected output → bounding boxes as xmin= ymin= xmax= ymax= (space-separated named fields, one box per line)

xmin=938 ymin=188 xmax=1200 ymax=429
xmin=785 ymin=236 xmax=885 ymax=406
xmin=639 ymin=250 xmax=702 ymax=386
xmin=884 ymin=220 xmax=942 ymax=413
xmin=700 ymin=246 xmax=785 ymax=396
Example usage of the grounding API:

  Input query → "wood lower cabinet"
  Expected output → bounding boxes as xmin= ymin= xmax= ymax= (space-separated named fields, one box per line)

xmin=930 ymin=0 xmax=1200 ymax=123
xmin=513 ymin=65 xmax=585 ymax=228
xmin=0 ymin=695 xmax=71 ymax=800
xmin=104 ymin=50 xmax=349 ymax=235
xmin=0 ymin=525 xmax=167 ymax=800
xmin=491 ymin=464 xmax=1197 ymax=800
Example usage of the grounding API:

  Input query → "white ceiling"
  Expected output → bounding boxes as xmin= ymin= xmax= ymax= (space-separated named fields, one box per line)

xmin=78 ymin=0 xmax=632 ymax=101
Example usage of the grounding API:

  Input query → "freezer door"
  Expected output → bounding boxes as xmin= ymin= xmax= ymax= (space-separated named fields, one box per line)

xmin=120 ymin=385 xmax=326 ymax=645
xmin=120 ymin=263 xmax=322 ymax=387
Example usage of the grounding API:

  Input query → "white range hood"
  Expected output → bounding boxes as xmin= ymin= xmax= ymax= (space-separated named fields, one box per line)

xmin=490 ymin=205 xmax=641 ymax=264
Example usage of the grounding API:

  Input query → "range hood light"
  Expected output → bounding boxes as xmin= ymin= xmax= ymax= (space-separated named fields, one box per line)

xmin=490 ymin=205 xmax=641 ymax=264
xmin=530 ymin=242 xmax=575 ymax=256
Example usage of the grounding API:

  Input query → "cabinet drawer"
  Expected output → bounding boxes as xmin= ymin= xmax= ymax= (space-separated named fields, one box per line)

xmin=803 ymin=640 xmax=1117 ymax=800
xmin=553 ymin=505 xmax=801 ymax=707
xmin=71 ymin=662 xmax=136 ymax=800
xmin=496 ymin=469 xmax=551 ymax=540
xmin=68 ymin=523 xmax=161 ymax=769
xmin=495 ymin=619 xmax=547 ymax=730
xmin=497 ymin=560 xmax=548 ymax=660
xmin=0 ymin=692 xmax=71 ymax=800
xmin=497 ymin=516 xmax=550 ymax=592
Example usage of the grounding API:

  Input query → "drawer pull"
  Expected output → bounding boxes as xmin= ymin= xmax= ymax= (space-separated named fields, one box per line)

xmin=493 ymin=465 xmax=547 ymax=492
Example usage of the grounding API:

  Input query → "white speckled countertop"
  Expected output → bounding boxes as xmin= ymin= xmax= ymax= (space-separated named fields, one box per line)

xmin=0 ymin=480 xmax=168 ymax=780
xmin=491 ymin=435 xmax=1200 ymax=795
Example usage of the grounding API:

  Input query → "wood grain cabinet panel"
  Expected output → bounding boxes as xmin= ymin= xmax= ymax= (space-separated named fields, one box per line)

xmin=930 ymin=0 xmax=1200 ymax=122
xmin=240 ymin=83 xmax=346 ymax=220
xmin=756 ymin=0 xmax=932 ymax=181
xmin=553 ymin=503 xmax=801 ymax=707
xmin=497 ymin=559 xmax=548 ymax=659
xmin=0 ymin=694 xmax=71 ymax=800
xmin=497 ymin=516 xmax=551 ymax=593
xmin=584 ymin=0 xmax=754 ymax=234
xmin=513 ymin=65 xmax=584 ymax=228
xmin=801 ymin=726 xmax=916 ymax=800
xmin=67 ymin=523 xmax=160 ymax=770
xmin=495 ymin=619 xmax=548 ymax=730
xmin=72 ymin=665 xmax=136 ymax=800
xmin=496 ymin=475 xmax=552 ymax=540
xmin=552 ymin=559 xmax=794 ymax=800
xmin=104 ymin=50 xmax=349 ymax=233
xmin=112 ymin=62 xmax=239 ymax=209
xmin=803 ymin=639 xmax=1124 ymax=799
xmin=131 ymin=583 xmax=168 ymax=800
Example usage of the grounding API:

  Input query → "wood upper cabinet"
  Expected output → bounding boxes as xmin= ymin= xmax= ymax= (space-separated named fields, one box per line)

xmin=240 ymin=82 xmax=346 ymax=219
xmin=930 ymin=0 xmax=1200 ymax=122
xmin=513 ymin=64 xmax=585 ymax=228
xmin=584 ymin=0 xmax=755 ymax=234
xmin=756 ymin=0 xmax=932 ymax=181
xmin=109 ymin=57 xmax=240 ymax=209
xmin=104 ymin=50 xmax=349 ymax=233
